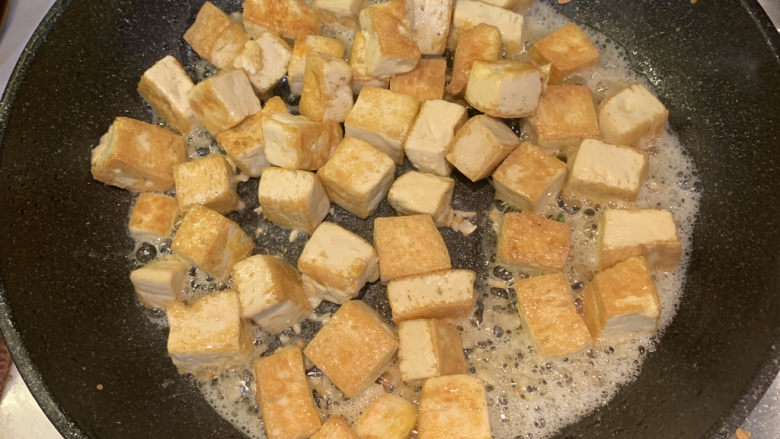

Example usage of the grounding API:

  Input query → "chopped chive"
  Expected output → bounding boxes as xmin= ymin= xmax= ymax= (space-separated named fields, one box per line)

xmin=556 ymin=212 xmax=566 ymax=222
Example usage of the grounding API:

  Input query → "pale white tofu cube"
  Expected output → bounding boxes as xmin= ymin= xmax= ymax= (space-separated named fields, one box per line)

xmin=514 ymin=273 xmax=592 ymax=357
xmin=446 ymin=115 xmax=519 ymax=182
xmin=304 ymin=300 xmax=398 ymax=398
xmin=242 ymin=0 xmax=320 ymax=40
xmin=374 ymin=215 xmax=451 ymax=283
xmin=599 ymin=83 xmax=669 ymax=147
xmin=262 ymin=113 xmax=343 ymax=171
xmin=187 ymin=70 xmax=262 ymax=135
xmin=345 ymin=86 xmax=420 ymax=164
xmin=404 ymin=99 xmax=467 ymax=177
xmin=598 ymin=208 xmax=682 ymax=271
xmin=497 ymin=212 xmax=571 ymax=274
xmin=526 ymin=85 xmax=600 ymax=153
xmin=564 ymin=138 xmax=648 ymax=203
xmin=528 ymin=22 xmax=600 ymax=84
xmin=389 ymin=58 xmax=447 ymax=101
xmin=183 ymin=2 xmax=249 ymax=69
xmin=166 ymin=290 xmax=253 ymax=378
xmin=298 ymin=222 xmax=379 ymax=304
xmin=492 ymin=142 xmax=568 ymax=212
xmin=311 ymin=416 xmax=360 ymax=439
xmin=128 ymin=192 xmax=179 ymax=241
xmin=354 ymin=394 xmax=417 ymax=439
xmin=446 ymin=23 xmax=502 ymax=96
xmin=359 ymin=0 xmax=422 ymax=79
xmin=289 ymin=35 xmax=346 ymax=96
xmin=407 ymin=0 xmax=452 ymax=55
xmin=173 ymin=154 xmax=242 ymax=214
xmin=388 ymin=171 xmax=454 ymax=227
xmin=583 ymin=256 xmax=661 ymax=339
xmin=452 ymin=0 xmax=524 ymax=55
xmin=130 ymin=256 xmax=189 ymax=309
xmin=300 ymin=51 xmax=354 ymax=123
xmin=138 ymin=55 xmax=198 ymax=134
xmin=349 ymin=32 xmax=389 ymax=94
xmin=171 ymin=205 xmax=254 ymax=279
xmin=257 ymin=167 xmax=330 ymax=234
xmin=254 ymin=347 xmax=322 ymax=439
xmin=418 ymin=375 xmax=491 ymax=439
xmin=465 ymin=60 xmax=543 ymax=118
xmin=231 ymin=32 xmax=292 ymax=94
xmin=316 ymin=137 xmax=395 ymax=218
xmin=398 ymin=319 xmax=467 ymax=382
xmin=386 ymin=269 xmax=476 ymax=322
xmin=231 ymin=255 xmax=312 ymax=333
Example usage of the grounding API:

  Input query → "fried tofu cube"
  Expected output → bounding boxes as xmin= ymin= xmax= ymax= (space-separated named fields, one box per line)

xmin=316 ymin=137 xmax=395 ymax=218
xmin=465 ymin=61 xmax=543 ymax=118
xmin=138 ymin=56 xmax=198 ymax=134
xmin=354 ymin=394 xmax=417 ymax=439
xmin=171 ymin=205 xmax=254 ymax=279
xmin=231 ymin=32 xmax=292 ymax=94
xmin=497 ymin=212 xmax=571 ymax=274
xmin=452 ymin=0 xmax=524 ymax=55
xmin=289 ymin=35 xmax=346 ymax=96
xmin=349 ymin=31 xmax=390 ymax=94
xmin=166 ymin=290 xmax=252 ymax=378
xmin=173 ymin=154 xmax=242 ymax=214
xmin=216 ymin=96 xmax=290 ymax=177
xmin=564 ymin=138 xmax=648 ymax=202
xmin=407 ymin=0 xmax=452 ymax=55
xmin=404 ymin=99 xmax=467 ymax=177
xmin=446 ymin=23 xmax=501 ymax=96
xmin=528 ymin=23 xmax=600 ymax=84
xmin=90 ymin=117 xmax=186 ymax=192
xmin=300 ymin=52 xmax=354 ymax=123
xmin=389 ymin=58 xmax=446 ymax=101
xmin=243 ymin=0 xmax=320 ymax=40
xmin=479 ymin=0 xmax=531 ymax=7
xmin=312 ymin=0 xmax=366 ymax=31
xmin=599 ymin=84 xmax=669 ymax=147
xmin=257 ymin=167 xmax=330 ymax=234
xmin=303 ymin=300 xmax=398 ymax=398
xmin=187 ymin=70 xmax=262 ymax=135
xmin=446 ymin=115 xmax=519 ymax=182
xmin=418 ymin=375 xmax=491 ymax=439
xmin=527 ymin=85 xmax=600 ymax=153
xmin=359 ymin=0 xmax=422 ymax=78
xmin=492 ymin=142 xmax=567 ymax=212
xmin=129 ymin=256 xmax=189 ymax=309
xmin=514 ymin=273 xmax=592 ymax=357
xmin=345 ymin=86 xmax=420 ymax=164
xmin=387 ymin=269 xmax=476 ymax=322
xmin=311 ymin=416 xmax=360 ymax=439
xmin=398 ymin=319 xmax=467 ymax=382
xmin=184 ymin=2 xmax=249 ymax=69
xmin=598 ymin=209 xmax=682 ymax=271
xmin=582 ymin=256 xmax=661 ymax=339
xmin=128 ymin=192 xmax=179 ymax=240
xmin=231 ymin=255 xmax=312 ymax=333
xmin=262 ymin=113 xmax=343 ymax=171
xmin=298 ymin=222 xmax=379 ymax=304
xmin=374 ymin=215 xmax=451 ymax=283
xmin=388 ymin=171 xmax=454 ymax=227
xmin=254 ymin=347 xmax=321 ymax=439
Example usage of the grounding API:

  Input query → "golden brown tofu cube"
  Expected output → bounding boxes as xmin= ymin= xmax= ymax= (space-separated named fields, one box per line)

xmin=582 ymin=257 xmax=661 ymax=339
xmin=187 ymin=70 xmax=262 ymax=135
xmin=254 ymin=347 xmax=322 ymax=439
xmin=311 ymin=416 xmax=360 ymax=439
xmin=137 ymin=55 xmax=198 ymax=134
xmin=303 ymin=300 xmax=398 ymax=398
xmin=243 ymin=0 xmax=320 ymax=40
xmin=359 ymin=0 xmax=422 ymax=79
xmin=183 ymin=2 xmax=249 ymax=69
xmin=528 ymin=23 xmax=600 ymax=84
xmin=374 ymin=215 xmax=451 ymax=283
xmin=389 ymin=58 xmax=447 ymax=101
xmin=418 ymin=375 xmax=491 ymax=439
xmin=171 ymin=205 xmax=254 ymax=279
xmin=514 ymin=273 xmax=592 ymax=357
xmin=387 ymin=171 xmax=455 ymax=227
xmin=231 ymin=32 xmax=292 ymax=94
xmin=354 ymin=394 xmax=417 ymax=439
xmin=173 ymin=154 xmax=242 ymax=214
xmin=407 ymin=0 xmax=453 ymax=56
xmin=387 ymin=269 xmax=476 ymax=322
xmin=497 ymin=212 xmax=571 ymax=274
xmin=527 ymin=85 xmax=600 ymax=153
xmin=492 ymin=142 xmax=567 ymax=213
xmin=257 ymin=168 xmax=330 ymax=234
xmin=300 ymin=51 xmax=354 ymax=123
xmin=465 ymin=60 xmax=543 ymax=118
xmin=128 ymin=192 xmax=179 ymax=241
xmin=262 ymin=113 xmax=343 ymax=171
xmin=289 ymin=34 xmax=346 ymax=96
xmin=446 ymin=23 xmax=501 ymax=96
xmin=90 ymin=117 xmax=186 ymax=192
xmin=398 ymin=319 xmax=467 ymax=382
xmin=598 ymin=209 xmax=682 ymax=271
xmin=446 ymin=115 xmax=519 ymax=182
xmin=598 ymin=83 xmax=669 ymax=147
xmin=564 ymin=138 xmax=649 ymax=203
xmin=349 ymin=32 xmax=389 ymax=94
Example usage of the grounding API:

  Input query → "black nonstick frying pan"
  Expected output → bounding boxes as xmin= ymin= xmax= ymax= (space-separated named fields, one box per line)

xmin=0 ymin=0 xmax=778 ymax=438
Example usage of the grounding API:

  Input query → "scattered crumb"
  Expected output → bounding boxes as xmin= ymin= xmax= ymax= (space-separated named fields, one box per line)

xmin=96 ymin=384 xmax=104 ymax=390
xmin=690 ymin=0 xmax=698 ymax=4
xmin=735 ymin=428 xmax=750 ymax=439
xmin=489 ymin=207 xmax=502 ymax=233
xmin=254 ymin=227 xmax=264 ymax=237
xmin=329 ymin=206 xmax=336 ymax=216
xmin=488 ymin=278 xmax=509 ymax=289
xmin=450 ymin=214 xmax=477 ymax=236
xmin=289 ymin=229 xmax=300 ymax=242
xmin=253 ymin=206 xmax=263 ymax=216
xmin=558 ymin=0 xmax=572 ymax=4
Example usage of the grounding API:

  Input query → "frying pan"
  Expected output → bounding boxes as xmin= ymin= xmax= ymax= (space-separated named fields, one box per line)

xmin=0 ymin=0 xmax=778 ymax=437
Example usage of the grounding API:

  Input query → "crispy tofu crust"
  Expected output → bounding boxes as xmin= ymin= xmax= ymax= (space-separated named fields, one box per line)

xmin=492 ymin=142 xmax=568 ymax=212
xmin=183 ymin=2 xmax=248 ymax=69
xmin=387 ymin=269 xmax=476 ymax=322
xmin=354 ymin=394 xmax=417 ymax=439
xmin=128 ymin=192 xmax=179 ymax=240
xmin=311 ymin=416 xmax=361 ymax=439
xmin=137 ymin=56 xmax=197 ymax=134
xmin=359 ymin=0 xmax=422 ymax=78
xmin=418 ymin=375 xmax=491 ymax=439
xmin=528 ymin=23 xmax=600 ymax=84
xmin=527 ymin=85 xmax=600 ymax=151
xmin=173 ymin=154 xmax=242 ymax=214
xmin=497 ymin=212 xmax=571 ymax=273
xmin=373 ymin=215 xmax=452 ymax=283
xmin=389 ymin=58 xmax=447 ymax=101
xmin=446 ymin=23 xmax=501 ymax=96
xmin=243 ymin=0 xmax=320 ymax=40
